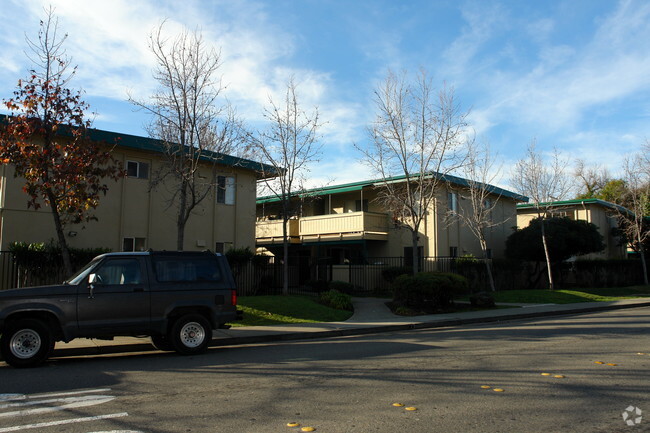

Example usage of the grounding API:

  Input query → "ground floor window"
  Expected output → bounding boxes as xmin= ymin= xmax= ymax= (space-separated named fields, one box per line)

xmin=123 ymin=237 xmax=146 ymax=252
xmin=215 ymin=242 xmax=233 ymax=254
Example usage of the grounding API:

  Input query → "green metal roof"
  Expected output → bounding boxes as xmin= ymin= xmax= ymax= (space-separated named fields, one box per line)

xmin=87 ymin=127 xmax=277 ymax=177
xmin=257 ymin=172 xmax=528 ymax=204
xmin=517 ymin=198 xmax=632 ymax=215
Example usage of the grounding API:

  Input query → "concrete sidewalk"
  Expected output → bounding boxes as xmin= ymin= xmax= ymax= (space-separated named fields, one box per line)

xmin=51 ymin=296 xmax=650 ymax=359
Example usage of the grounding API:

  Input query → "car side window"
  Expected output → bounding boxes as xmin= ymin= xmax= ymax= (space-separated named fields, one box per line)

xmin=153 ymin=257 xmax=221 ymax=283
xmin=94 ymin=259 xmax=142 ymax=285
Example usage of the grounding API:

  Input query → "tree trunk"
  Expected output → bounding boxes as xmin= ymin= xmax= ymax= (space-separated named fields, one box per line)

xmin=638 ymin=240 xmax=649 ymax=286
xmin=282 ymin=217 xmax=289 ymax=295
xmin=480 ymin=238 xmax=496 ymax=292
xmin=176 ymin=179 xmax=188 ymax=251
xmin=411 ymin=230 xmax=419 ymax=275
xmin=540 ymin=219 xmax=555 ymax=290
xmin=46 ymin=190 xmax=73 ymax=277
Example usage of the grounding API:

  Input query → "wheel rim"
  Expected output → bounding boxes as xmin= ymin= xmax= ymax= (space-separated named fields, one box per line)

xmin=10 ymin=329 xmax=42 ymax=359
xmin=179 ymin=322 xmax=206 ymax=348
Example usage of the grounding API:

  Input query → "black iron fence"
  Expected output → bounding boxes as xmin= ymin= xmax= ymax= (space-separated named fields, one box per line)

xmin=0 ymin=251 xmax=70 ymax=290
xmin=0 ymin=251 xmax=646 ymax=295
xmin=232 ymin=256 xmax=479 ymax=296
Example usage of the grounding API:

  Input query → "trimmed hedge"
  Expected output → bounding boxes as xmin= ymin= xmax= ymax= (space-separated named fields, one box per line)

xmin=328 ymin=280 xmax=355 ymax=294
xmin=381 ymin=266 xmax=412 ymax=283
xmin=392 ymin=272 xmax=470 ymax=310
xmin=319 ymin=289 xmax=353 ymax=311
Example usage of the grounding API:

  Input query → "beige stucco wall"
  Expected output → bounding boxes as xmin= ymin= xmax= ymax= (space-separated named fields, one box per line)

xmin=256 ymin=184 xmax=519 ymax=259
xmin=0 ymin=146 xmax=258 ymax=252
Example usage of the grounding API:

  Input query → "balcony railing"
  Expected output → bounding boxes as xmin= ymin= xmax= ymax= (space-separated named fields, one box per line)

xmin=299 ymin=211 xmax=389 ymax=242
xmin=255 ymin=219 xmax=300 ymax=245
xmin=256 ymin=212 xmax=389 ymax=245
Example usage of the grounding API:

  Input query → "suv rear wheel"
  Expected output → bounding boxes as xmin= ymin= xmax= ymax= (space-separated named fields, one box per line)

xmin=169 ymin=314 xmax=211 ymax=355
xmin=1 ymin=318 xmax=53 ymax=368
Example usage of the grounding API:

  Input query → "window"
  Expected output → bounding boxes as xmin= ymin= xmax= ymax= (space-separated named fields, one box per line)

xmin=448 ymin=192 xmax=458 ymax=212
xmin=556 ymin=210 xmax=576 ymax=220
xmin=123 ymin=237 xmax=146 ymax=252
xmin=215 ymin=242 xmax=233 ymax=254
xmin=217 ymin=176 xmax=235 ymax=205
xmin=126 ymin=161 xmax=149 ymax=179
xmin=449 ymin=246 xmax=458 ymax=258
xmin=94 ymin=259 xmax=142 ymax=285
xmin=483 ymin=198 xmax=492 ymax=209
xmin=153 ymin=257 xmax=222 ymax=282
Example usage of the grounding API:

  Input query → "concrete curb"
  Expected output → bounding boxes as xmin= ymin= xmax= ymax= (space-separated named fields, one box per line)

xmin=50 ymin=299 xmax=650 ymax=359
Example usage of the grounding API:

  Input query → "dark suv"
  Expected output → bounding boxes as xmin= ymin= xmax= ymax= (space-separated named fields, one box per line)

xmin=0 ymin=251 xmax=240 ymax=367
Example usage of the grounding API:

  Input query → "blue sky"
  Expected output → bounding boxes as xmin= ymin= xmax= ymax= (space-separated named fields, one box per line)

xmin=1 ymin=0 xmax=649 ymax=191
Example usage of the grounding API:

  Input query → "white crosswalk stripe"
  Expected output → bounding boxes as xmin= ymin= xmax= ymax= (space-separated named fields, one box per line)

xmin=0 ymin=389 xmax=141 ymax=433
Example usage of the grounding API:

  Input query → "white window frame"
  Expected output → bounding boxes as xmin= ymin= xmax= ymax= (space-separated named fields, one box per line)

xmin=123 ymin=237 xmax=147 ymax=252
xmin=126 ymin=161 xmax=149 ymax=180
xmin=448 ymin=192 xmax=458 ymax=213
xmin=217 ymin=176 xmax=236 ymax=205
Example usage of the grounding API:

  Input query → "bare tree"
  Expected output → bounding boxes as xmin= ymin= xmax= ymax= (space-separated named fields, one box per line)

xmin=511 ymin=141 xmax=572 ymax=290
xmin=447 ymin=140 xmax=504 ymax=291
xmin=614 ymin=152 xmax=649 ymax=285
xmin=357 ymin=69 xmax=467 ymax=274
xmin=574 ymin=159 xmax=611 ymax=199
xmin=251 ymin=79 xmax=322 ymax=295
xmin=130 ymin=23 xmax=245 ymax=250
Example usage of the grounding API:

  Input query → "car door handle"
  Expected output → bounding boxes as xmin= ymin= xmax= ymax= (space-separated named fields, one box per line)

xmin=133 ymin=287 xmax=145 ymax=292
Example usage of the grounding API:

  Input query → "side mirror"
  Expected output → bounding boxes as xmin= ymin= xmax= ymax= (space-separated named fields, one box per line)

xmin=88 ymin=273 xmax=98 ymax=299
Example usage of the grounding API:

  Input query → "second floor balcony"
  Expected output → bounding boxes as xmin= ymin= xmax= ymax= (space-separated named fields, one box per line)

xmin=256 ymin=211 xmax=389 ymax=245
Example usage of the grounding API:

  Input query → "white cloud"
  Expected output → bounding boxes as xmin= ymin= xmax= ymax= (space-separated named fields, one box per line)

xmin=0 ymin=0 xmax=364 ymax=154
xmin=442 ymin=1 xmax=508 ymax=79
xmin=463 ymin=0 xmax=650 ymax=144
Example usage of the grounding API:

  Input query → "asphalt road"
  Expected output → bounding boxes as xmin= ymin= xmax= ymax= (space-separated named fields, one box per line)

xmin=1 ymin=307 xmax=649 ymax=433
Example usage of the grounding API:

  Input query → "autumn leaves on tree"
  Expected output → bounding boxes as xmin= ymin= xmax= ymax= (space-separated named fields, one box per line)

xmin=0 ymin=9 xmax=122 ymax=276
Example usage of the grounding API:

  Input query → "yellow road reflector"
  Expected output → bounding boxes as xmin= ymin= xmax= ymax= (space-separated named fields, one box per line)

xmin=287 ymin=422 xmax=300 ymax=427
xmin=554 ymin=375 xmax=565 ymax=378
xmin=301 ymin=427 xmax=316 ymax=432
xmin=595 ymin=361 xmax=605 ymax=364
xmin=541 ymin=373 xmax=552 ymax=376
xmin=481 ymin=385 xmax=491 ymax=389
xmin=493 ymin=388 xmax=505 ymax=392
xmin=405 ymin=407 xmax=418 ymax=411
xmin=392 ymin=403 xmax=405 ymax=407
xmin=606 ymin=363 xmax=618 ymax=366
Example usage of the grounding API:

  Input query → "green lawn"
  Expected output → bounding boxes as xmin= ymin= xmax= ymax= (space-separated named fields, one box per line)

xmin=229 ymin=287 xmax=650 ymax=327
xmin=492 ymin=286 xmax=650 ymax=304
xmin=230 ymin=295 xmax=353 ymax=327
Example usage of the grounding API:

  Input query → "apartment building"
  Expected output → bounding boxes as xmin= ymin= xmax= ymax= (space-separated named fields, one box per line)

xmin=0 ymin=125 xmax=273 ymax=253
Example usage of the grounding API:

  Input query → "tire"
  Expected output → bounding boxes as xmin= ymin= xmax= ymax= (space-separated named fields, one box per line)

xmin=169 ymin=314 xmax=211 ymax=355
xmin=0 ymin=319 xmax=53 ymax=368
xmin=151 ymin=335 xmax=174 ymax=352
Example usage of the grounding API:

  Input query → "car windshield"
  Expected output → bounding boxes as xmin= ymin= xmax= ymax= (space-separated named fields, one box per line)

xmin=65 ymin=257 xmax=102 ymax=285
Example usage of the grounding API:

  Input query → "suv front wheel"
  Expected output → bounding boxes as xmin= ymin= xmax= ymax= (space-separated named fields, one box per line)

xmin=170 ymin=314 xmax=211 ymax=355
xmin=1 ymin=318 xmax=54 ymax=368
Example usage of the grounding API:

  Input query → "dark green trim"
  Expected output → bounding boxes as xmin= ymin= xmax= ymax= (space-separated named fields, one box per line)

xmin=257 ymin=171 xmax=528 ymax=204
xmin=517 ymin=198 xmax=633 ymax=215
xmin=301 ymin=240 xmax=368 ymax=246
